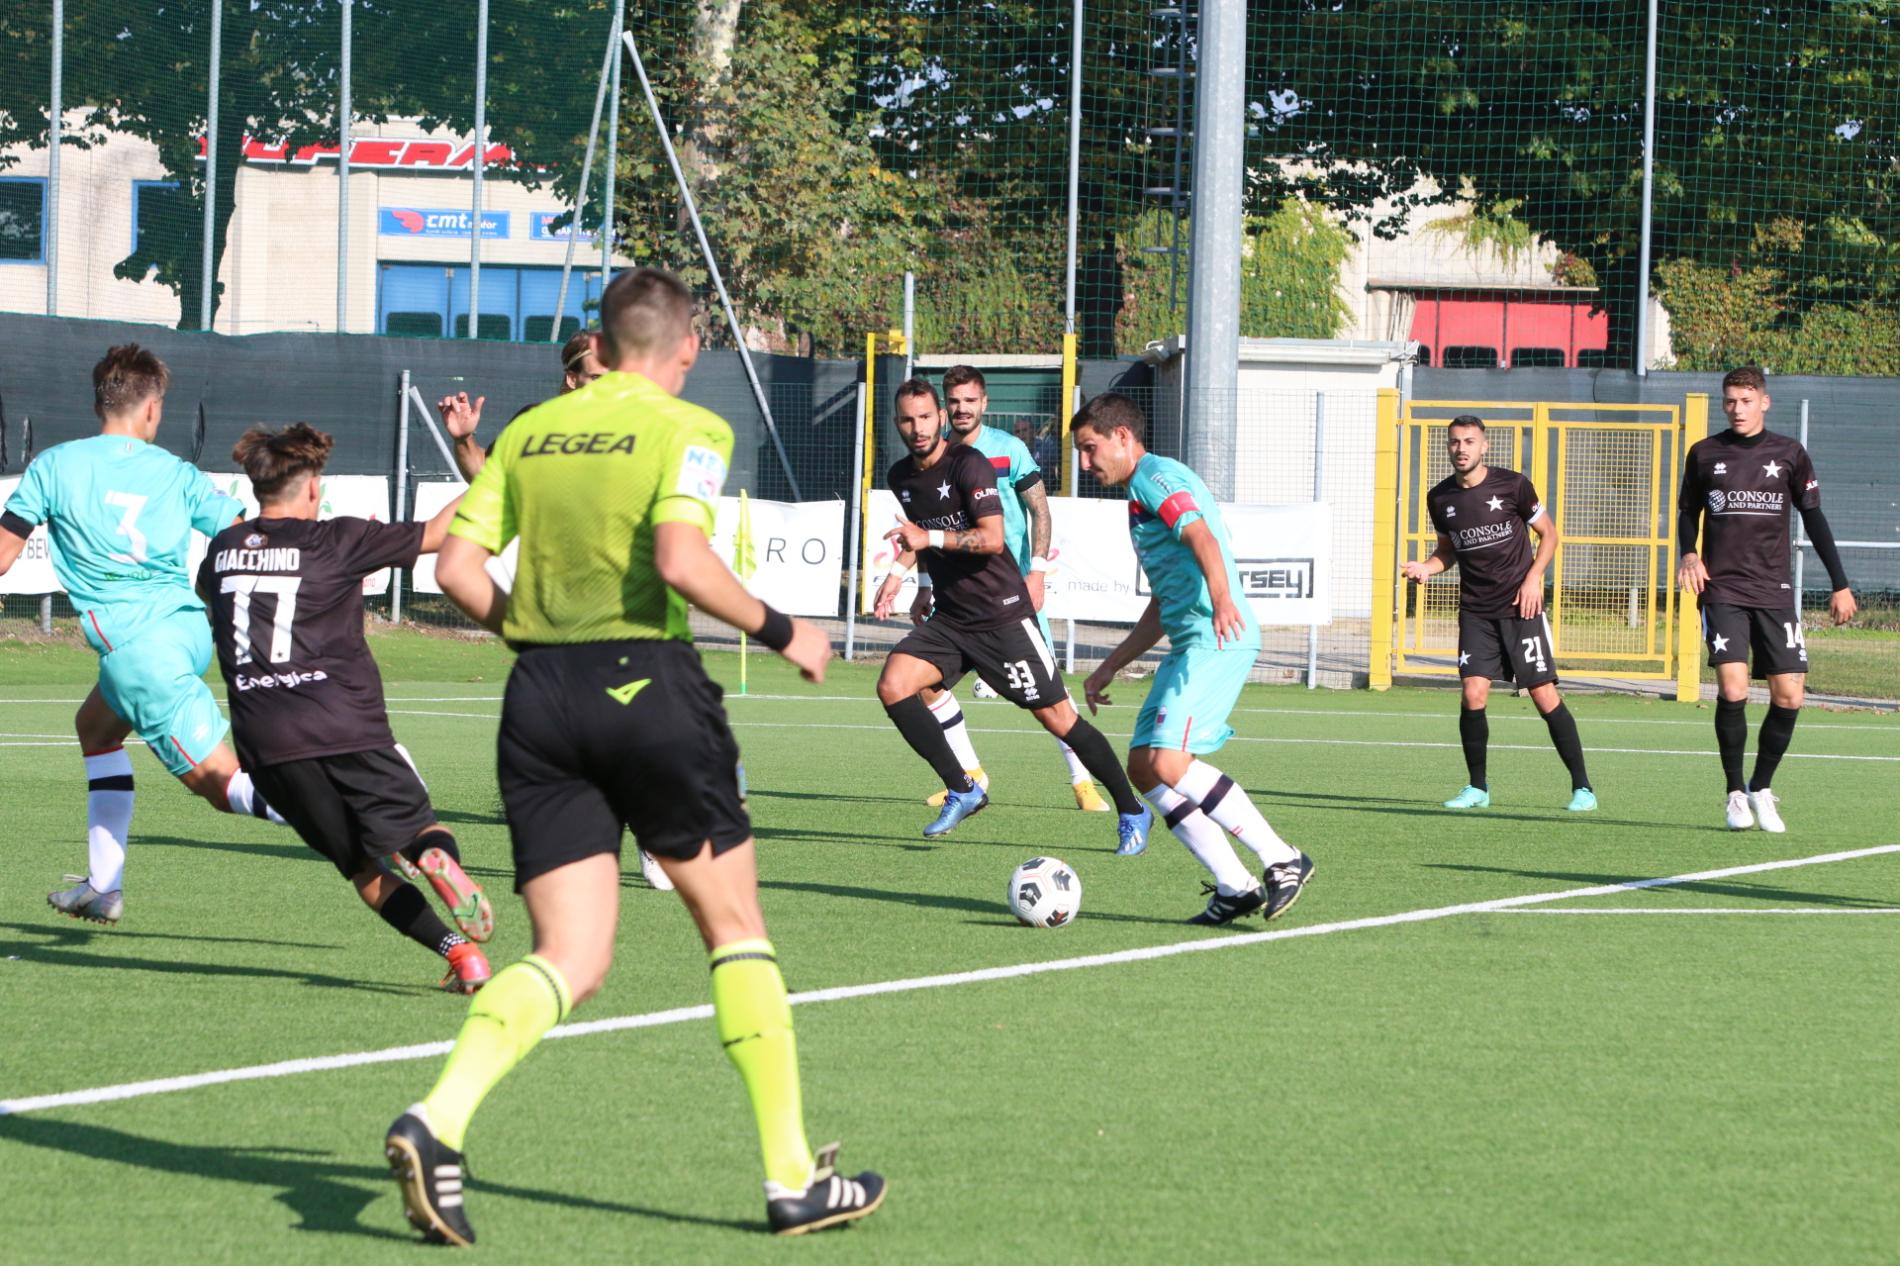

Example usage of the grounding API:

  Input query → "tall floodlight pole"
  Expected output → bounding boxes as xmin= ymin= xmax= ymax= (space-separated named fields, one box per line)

xmin=202 ymin=0 xmax=223 ymax=332
xmin=1184 ymin=0 xmax=1244 ymax=497
xmin=602 ymin=1 xmax=623 ymax=290
xmin=1064 ymin=0 xmax=1083 ymax=339
xmin=468 ymin=0 xmax=489 ymax=339
xmin=1635 ymin=0 xmax=1658 ymax=377
xmin=337 ymin=0 xmax=352 ymax=333
xmin=45 ymin=0 xmax=62 ymax=316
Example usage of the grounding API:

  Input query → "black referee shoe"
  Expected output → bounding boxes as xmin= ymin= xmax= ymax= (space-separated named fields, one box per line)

xmin=765 ymin=1142 xmax=887 ymax=1236
xmin=1263 ymin=852 xmax=1315 ymax=922
xmin=385 ymin=1109 xmax=475 ymax=1247
xmin=1187 ymin=882 xmax=1269 ymax=926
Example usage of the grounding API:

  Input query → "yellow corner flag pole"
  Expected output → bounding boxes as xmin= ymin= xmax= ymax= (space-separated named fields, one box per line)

xmin=736 ymin=489 xmax=757 ymax=694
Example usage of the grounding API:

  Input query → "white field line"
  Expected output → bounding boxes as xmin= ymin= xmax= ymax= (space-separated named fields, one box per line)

xmin=0 ymin=692 xmax=1892 ymax=734
xmin=4 ymin=843 xmax=1895 ymax=1118
xmin=402 ymin=711 xmax=1900 ymax=766
xmin=1493 ymin=907 xmax=1900 ymax=915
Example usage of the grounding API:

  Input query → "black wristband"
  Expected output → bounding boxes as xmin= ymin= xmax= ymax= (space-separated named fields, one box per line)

xmin=755 ymin=604 xmax=795 ymax=652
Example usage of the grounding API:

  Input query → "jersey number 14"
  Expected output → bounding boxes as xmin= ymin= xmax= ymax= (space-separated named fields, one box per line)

xmin=221 ymin=575 xmax=302 ymax=664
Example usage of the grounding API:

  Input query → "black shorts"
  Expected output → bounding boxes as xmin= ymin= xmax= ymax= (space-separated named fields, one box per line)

xmin=1458 ymin=609 xmax=1559 ymax=688
xmin=498 ymin=640 xmax=750 ymax=888
xmin=1702 ymin=601 xmax=1808 ymax=678
xmin=249 ymin=747 xmax=436 ymax=880
xmin=893 ymin=615 xmax=1067 ymax=709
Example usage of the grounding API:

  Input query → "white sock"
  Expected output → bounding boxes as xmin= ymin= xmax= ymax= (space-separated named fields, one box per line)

xmin=84 ymin=746 xmax=135 ymax=893
xmin=1055 ymin=737 xmax=1091 ymax=783
xmin=927 ymin=692 xmax=982 ymax=771
xmin=1174 ymin=760 xmax=1298 ymax=865
xmin=1144 ymin=784 xmax=1256 ymax=895
xmin=222 ymin=768 xmax=288 ymax=825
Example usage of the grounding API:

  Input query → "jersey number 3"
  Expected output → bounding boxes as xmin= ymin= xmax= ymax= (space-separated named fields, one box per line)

xmin=222 ymin=575 xmax=302 ymax=664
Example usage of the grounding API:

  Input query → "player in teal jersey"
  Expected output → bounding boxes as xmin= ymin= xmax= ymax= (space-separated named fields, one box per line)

xmin=0 ymin=345 xmax=288 ymax=924
xmin=1071 ymin=393 xmax=1315 ymax=926
xmin=875 ymin=366 xmax=1112 ymax=815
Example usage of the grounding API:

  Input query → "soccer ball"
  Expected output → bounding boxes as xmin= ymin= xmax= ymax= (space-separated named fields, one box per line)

xmin=1007 ymin=856 xmax=1081 ymax=928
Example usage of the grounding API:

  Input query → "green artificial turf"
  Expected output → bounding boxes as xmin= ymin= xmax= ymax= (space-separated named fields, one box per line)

xmin=2 ymin=633 xmax=1897 ymax=1264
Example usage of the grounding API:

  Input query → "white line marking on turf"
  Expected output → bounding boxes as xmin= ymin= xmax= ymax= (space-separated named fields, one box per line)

xmin=4 ymin=843 xmax=1895 ymax=1118
xmin=1492 ymin=907 xmax=1900 ymax=915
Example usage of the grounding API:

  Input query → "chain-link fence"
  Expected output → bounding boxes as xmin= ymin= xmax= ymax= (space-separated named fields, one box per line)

xmin=9 ymin=4 xmax=1900 ymax=369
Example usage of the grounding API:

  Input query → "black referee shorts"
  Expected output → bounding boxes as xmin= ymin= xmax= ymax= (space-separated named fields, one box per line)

xmin=249 ymin=747 xmax=437 ymax=880
xmin=498 ymin=639 xmax=751 ymax=889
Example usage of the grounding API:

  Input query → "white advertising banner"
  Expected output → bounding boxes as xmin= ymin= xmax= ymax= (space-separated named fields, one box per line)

xmin=0 ymin=477 xmax=60 ymax=595
xmin=408 ymin=487 xmax=844 ymax=618
xmin=861 ymin=494 xmax=1333 ymax=627
xmin=1 ymin=474 xmax=394 ymax=597
xmin=196 ymin=474 xmax=395 ymax=595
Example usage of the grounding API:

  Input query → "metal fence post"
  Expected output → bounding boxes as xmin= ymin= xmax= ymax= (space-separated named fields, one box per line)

xmin=39 ymin=594 xmax=52 ymax=635
xmin=46 ymin=0 xmax=62 ymax=317
xmin=1635 ymin=0 xmax=1659 ymax=377
xmin=844 ymin=383 xmax=866 ymax=660
xmin=337 ymin=0 xmax=352 ymax=333
xmin=1308 ymin=392 xmax=1326 ymax=688
xmin=1675 ymin=393 xmax=1710 ymax=702
xmin=392 ymin=371 xmax=411 ymax=624
xmin=1184 ymin=0 xmax=1244 ymax=498
xmin=602 ymin=0 xmax=623 ymax=292
xmin=1368 ymin=389 xmax=1400 ymax=690
xmin=201 ymin=0 xmax=222 ymax=332
xmin=1795 ymin=399 xmax=1809 ymax=604
xmin=469 ymin=0 xmax=489 ymax=339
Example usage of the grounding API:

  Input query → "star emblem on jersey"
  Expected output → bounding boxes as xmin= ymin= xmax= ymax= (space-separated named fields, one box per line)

xmin=1485 ymin=496 xmax=1504 ymax=512
xmin=936 ymin=481 xmax=951 ymax=500
xmin=1762 ymin=460 xmax=1782 ymax=478
xmin=1711 ymin=633 xmax=1730 ymax=653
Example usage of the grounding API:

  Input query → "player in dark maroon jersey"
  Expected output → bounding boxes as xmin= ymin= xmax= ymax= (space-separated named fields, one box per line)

xmin=200 ymin=424 xmax=495 ymax=993
xmin=1403 ymin=415 xmax=1596 ymax=812
xmin=873 ymin=378 xmax=1150 ymax=847
xmin=1677 ymin=366 xmax=1857 ymax=832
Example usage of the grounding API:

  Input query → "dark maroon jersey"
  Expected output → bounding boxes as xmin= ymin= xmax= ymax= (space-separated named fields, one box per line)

xmin=887 ymin=443 xmax=1033 ymax=630
xmin=199 ymin=515 xmax=424 ymax=767
xmin=1678 ymin=429 xmax=1819 ymax=609
xmin=1427 ymin=466 xmax=1546 ymax=619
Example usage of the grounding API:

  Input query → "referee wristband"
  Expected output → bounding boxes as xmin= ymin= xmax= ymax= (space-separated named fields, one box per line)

xmin=927 ymin=529 xmax=945 ymax=550
xmin=755 ymin=604 xmax=795 ymax=652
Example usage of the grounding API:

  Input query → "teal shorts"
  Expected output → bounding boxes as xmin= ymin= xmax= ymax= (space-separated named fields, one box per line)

xmin=96 ymin=610 xmax=229 ymax=778
xmin=1130 ymin=642 xmax=1259 ymax=755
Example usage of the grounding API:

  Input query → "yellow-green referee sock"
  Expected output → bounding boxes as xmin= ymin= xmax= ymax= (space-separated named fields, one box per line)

xmin=422 ymin=953 xmax=572 ymax=1151
xmin=711 ymin=939 xmax=815 ymax=1190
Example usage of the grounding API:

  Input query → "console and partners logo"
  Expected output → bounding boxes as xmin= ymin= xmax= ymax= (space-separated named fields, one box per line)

xmin=378 ymin=208 xmax=510 ymax=239
xmin=1708 ymin=488 xmax=1783 ymax=516
xmin=1136 ymin=558 xmax=1316 ymax=601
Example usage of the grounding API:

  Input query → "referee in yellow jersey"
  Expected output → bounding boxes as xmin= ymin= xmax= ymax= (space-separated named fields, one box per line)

xmin=384 ymin=268 xmax=886 ymax=1245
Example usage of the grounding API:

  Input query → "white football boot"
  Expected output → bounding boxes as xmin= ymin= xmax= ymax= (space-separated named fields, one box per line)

xmin=1725 ymin=790 xmax=1755 ymax=831
xmin=1747 ymin=788 xmax=1786 ymax=834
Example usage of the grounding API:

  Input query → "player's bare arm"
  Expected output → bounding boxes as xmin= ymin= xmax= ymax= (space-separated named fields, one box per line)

xmin=1401 ymin=533 xmax=1455 ymax=584
xmin=0 ymin=522 xmax=26 ymax=576
xmin=886 ymin=515 xmax=1005 ymax=556
xmin=1517 ymin=514 xmax=1558 ymax=619
xmin=655 ymin=520 xmax=832 ymax=683
xmin=438 ymin=392 xmax=488 ymax=481
xmin=1084 ymin=598 xmax=1164 ymax=714
xmin=1021 ymin=479 xmax=1053 ymax=609
xmin=1180 ymin=519 xmax=1246 ymax=648
xmin=436 ymin=534 xmax=510 ymax=636
xmin=419 ymin=494 xmax=468 ymax=555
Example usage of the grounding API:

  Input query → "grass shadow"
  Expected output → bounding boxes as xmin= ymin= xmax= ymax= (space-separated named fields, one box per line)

xmin=0 ymin=919 xmax=341 ymax=952
xmin=0 ymin=1115 xmax=763 ymax=1240
xmin=1261 ymin=792 xmax=1700 ymax=832
xmin=0 ymin=923 xmax=422 ymax=996
xmin=762 ymin=878 xmax=1182 ymax=927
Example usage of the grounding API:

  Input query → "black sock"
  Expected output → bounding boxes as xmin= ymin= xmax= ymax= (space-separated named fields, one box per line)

xmin=1060 ymin=717 xmax=1143 ymax=815
xmin=1751 ymin=704 xmax=1800 ymax=791
xmin=884 ymin=695 xmax=975 ymax=792
xmin=1540 ymin=702 xmax=1591 ymax=791
xmin=1459 ymin=706 xmax=1488 ymax=790
xmin=1715 ymin=698 xmax=1748 ymax=793
xmin=375 ymin=882 xmax=462 ymax=957
xmin=399 ymin=829 xmax=459 ymax=868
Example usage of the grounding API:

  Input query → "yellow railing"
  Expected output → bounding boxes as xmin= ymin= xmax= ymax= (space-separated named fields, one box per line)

xmin=1373 ymin=393 xmax=1707 ymax=700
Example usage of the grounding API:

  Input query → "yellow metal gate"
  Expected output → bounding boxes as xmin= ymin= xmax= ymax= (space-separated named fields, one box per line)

xmin=1378 ymin=395 xmax=1707 ymax=695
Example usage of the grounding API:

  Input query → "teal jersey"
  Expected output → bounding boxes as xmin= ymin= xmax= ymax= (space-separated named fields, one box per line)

xmin=3 ymin=434 xmax=242 ymax=652
xmin=1126 ymin=453 xmax=1258 ymax=651
xmin=963 ymin=424 xmax=1041 ymax=573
